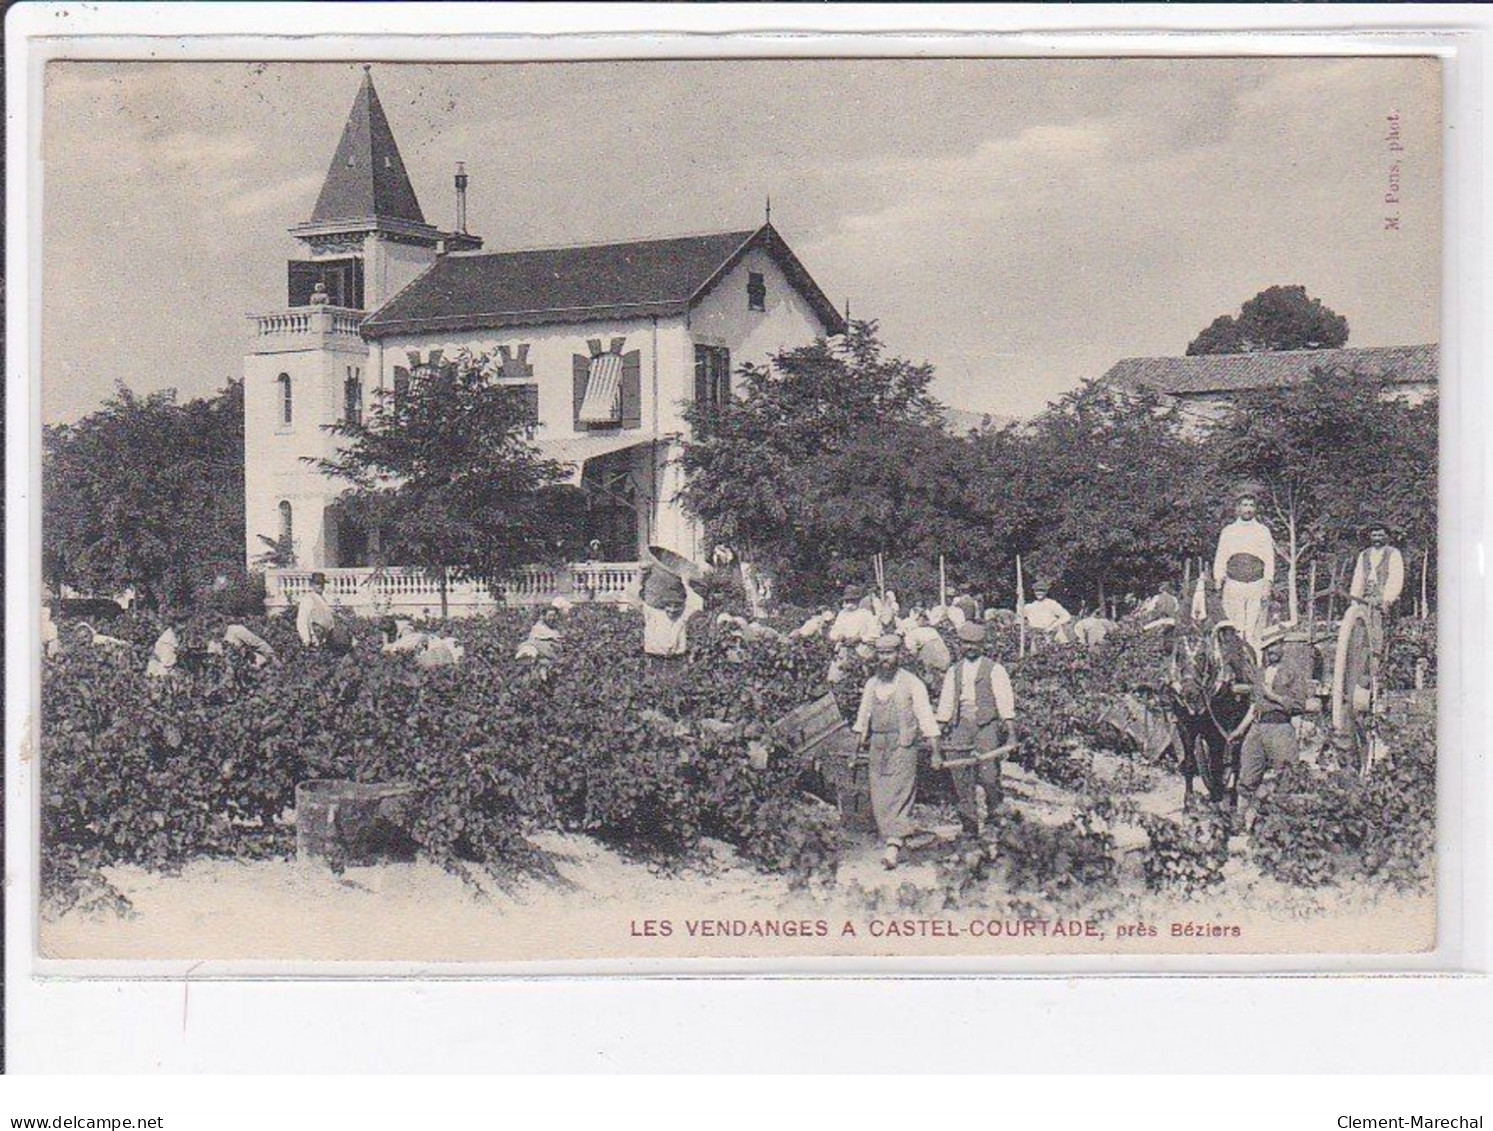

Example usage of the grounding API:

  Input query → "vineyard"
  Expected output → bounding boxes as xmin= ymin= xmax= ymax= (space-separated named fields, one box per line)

xmin=41 ymin=602 xmax=1437 ymax=940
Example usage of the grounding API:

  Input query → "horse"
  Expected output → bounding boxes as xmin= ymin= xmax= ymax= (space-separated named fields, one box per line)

xmin=1164 ymin=590 xmax=1256 ymax=811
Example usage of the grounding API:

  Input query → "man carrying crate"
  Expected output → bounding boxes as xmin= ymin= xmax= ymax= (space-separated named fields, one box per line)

xmin=935 ymin=621 xmax=1018 ymax=844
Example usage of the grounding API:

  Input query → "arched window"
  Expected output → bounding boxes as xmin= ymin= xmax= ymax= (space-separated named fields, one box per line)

xmin=277 ymin=373 xmax=293 ymax=426
xmin=278 ymin=500 xmax=293 ymax=544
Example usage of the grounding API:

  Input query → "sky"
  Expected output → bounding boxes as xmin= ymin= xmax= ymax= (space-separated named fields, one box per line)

xmin=41 ymin=56 xmax=1440 ymax=423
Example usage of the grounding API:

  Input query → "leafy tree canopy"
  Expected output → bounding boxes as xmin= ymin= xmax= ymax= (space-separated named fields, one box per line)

xmin=316 ymin=348 xmax=578 ymax=614
xmin=1187 ymin=285 xmax=1350 ymax=355
xmin=43 ymin=381 xmax=245 ymax=610
xmin=1204 ymin=369 xmax=1437 ymax=567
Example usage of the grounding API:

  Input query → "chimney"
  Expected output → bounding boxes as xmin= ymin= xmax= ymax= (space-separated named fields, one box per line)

xmin=454 ymin=161 xmax=469 ymax=234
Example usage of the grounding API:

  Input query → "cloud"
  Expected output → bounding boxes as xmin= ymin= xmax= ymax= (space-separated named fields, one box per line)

xmin=225 ymin=172 xmax=323 ymax=217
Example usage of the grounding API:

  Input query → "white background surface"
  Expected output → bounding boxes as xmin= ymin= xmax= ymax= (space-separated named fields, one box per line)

xmin=5 ymin=2 xmax=1490 ymax=1078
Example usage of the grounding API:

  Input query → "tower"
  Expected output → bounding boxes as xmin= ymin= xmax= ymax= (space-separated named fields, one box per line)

xmin=243 ymin=68 xmax=481 ymax=570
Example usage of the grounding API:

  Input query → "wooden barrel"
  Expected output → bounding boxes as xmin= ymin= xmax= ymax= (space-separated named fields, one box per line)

xmin=295 ymin=779 xmax=419 ymax=865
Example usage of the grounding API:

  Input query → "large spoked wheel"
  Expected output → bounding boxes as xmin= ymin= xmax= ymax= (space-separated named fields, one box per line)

xmin=1331 ymin=602 xmax=1378 ymax=777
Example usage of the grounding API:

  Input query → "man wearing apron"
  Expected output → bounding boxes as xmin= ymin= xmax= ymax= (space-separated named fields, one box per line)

xmin=853 ymin=634 xmax=942 ymax=870
xmin=1212 ymin=489 xmax=1276 ymax=651
xmin=935 ymin=621 xmax=1018 ymax=845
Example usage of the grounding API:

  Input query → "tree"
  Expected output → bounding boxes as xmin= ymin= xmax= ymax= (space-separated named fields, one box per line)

xmin=1006 ymin=381 xmax=1213 ymax=612
xmin=1205 ymin=370 xmax=1436 ymax=620
xmin=679 ymin=322 xmax=960 ymax=602
xmin=1187 ymin=285 xmax=1350 ymax=355
xmin=42 ymin=381 xmax=245 ymax=610
xmin=315 ymin=348 xmax=574 ymax=618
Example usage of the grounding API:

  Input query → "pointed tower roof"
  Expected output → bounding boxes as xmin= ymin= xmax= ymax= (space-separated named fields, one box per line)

xmin=310 ymin=68 xmax=428 ymax=226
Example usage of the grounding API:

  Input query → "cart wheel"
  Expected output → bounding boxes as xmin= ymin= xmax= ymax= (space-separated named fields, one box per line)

xmin=1331 ymin=604 xmax=1375 ymax=777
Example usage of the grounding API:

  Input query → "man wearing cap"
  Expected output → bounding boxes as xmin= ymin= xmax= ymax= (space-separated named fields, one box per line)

xmin=1237 ymin=625 xmax=1313 ymax=830
xmin=1350 ymin=522 xmax=1405 ymax=659
xmin=936 ymin=621 xmax=1017 ymax=843
xmin=853 ymin=634 xmax=942 ymax=870
xmin=296 ymin=572 xmax=336 ymax=648
xmin=1022 ymin=582 xmax=1072 ymax=647
xmin=1212 ymin=491 xmax=1276 ymax=650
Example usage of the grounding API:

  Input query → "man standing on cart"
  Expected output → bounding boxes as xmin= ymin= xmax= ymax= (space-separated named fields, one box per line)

xmin=1212 ymin=486 xmax=1276 ymax=651
xmin=1349 ymin=520 xmax=1405 ymax=658
xmin=935 ymin=622 xmax=1017 ymax=846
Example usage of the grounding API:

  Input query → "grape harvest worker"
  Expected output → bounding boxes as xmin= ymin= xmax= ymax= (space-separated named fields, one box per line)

xmin=210 ymin=622 xmax=277 ymax=667
xmin=1212 ymin=488 xmax=1276 ymax=650
xmin=515 ymin=599 xmax=570 ymax=662
xmin=1022 ymin=581 xmax=1072 ymax=645
xmin=296 ymin=572 xmax=336 ymax=648
xmin=1237 ymin=625 xmax=1313 ymax=830
xmin=935 ymin=621 xmax=1017 ymax=843
xmin=829 ymin=585 xmax=878 ymax=646
xmin=900 ymin=607 xmax=952 ymax=677
xmin=640 ymin=552 xmax=704 ymax=673
xmin=1350 ymin=521 xmax=1405 ymax=646
xmin=853 ymin=633 xmax=942 ymax=871
xmin=381 ymin=618 xmax=464 ymax=669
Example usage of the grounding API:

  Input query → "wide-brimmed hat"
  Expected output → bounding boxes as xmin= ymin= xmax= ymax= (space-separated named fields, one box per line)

xmin=957 ymin=621 xmax=987 ymax=643
xmin=1260 ymin=622 xmax=1315 ymax=648
xmin=646 ymin=545 xmax=703 ymax=581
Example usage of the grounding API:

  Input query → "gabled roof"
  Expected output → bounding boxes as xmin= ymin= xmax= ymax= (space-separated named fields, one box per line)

xmin=360 ymin=223 xmax=845 ymax=338
xmin=1101 ymin=344 xmax=1438 ymax=396
xmin=309 ymin=70 xmax=427 ymax=228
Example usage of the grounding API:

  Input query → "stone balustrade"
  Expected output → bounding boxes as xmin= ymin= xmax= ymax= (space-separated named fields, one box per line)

xmin=264 ymin=563 xmax=642 ymax=616
xmin=251 ymin=305 xmax=366 ymax=343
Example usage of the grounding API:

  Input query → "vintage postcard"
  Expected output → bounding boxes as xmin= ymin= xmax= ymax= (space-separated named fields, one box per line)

xmin=32 ymin=53 xmax=1443 ymax=967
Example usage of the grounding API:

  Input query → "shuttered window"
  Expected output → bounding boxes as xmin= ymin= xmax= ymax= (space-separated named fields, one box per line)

xmin=574 ymin=350 xmax=642 ymax=431
xmin=578 ymin=352 xmax=624 ymax=425
xmin=694 ymin=346 xmax=731 ymax=409
xmin=344 ymin=368 xmax=362 ymax=424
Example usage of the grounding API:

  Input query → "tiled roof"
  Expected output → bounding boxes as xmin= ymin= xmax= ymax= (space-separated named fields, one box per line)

xmin=310 ymin=71 xmax=427 ymax=227
xmin=361 ymin=223 xmax=845 ymax=338
xmin=1101 ymin=344 xmax=1438 ymax=396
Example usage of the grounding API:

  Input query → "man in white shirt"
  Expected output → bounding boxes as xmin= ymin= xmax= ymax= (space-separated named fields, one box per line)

xmin=1350 ymin=521 xmax=1406 ymax=658
xmin=853 ymin=634 xmax=942 ymax=870
xmin=828 ymin=585 xmax=878 ymax=646
xmin=296 ymin=572 xmax=336 ymax=648
xmin=642 ymin=575 xmax=704 ymax=663
xmin=382 ymin=619 xmax=464 ymax=669
xmin=1022 ymin=582 xmax=1072 ymax=646
xmin=1350 ymin=522 xmax=1405 ymax=610
xmin=936 ymin=621 xmax=1017 ymax=841
xmin=900 ymin=608 xmax=952 ymax=679
xmin=1213 ymin=491 xmax=1276 ymax=650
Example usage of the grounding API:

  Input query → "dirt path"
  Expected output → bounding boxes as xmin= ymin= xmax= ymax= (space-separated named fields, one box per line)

xmin=41 ymin=753 xmax=1433 ymax=964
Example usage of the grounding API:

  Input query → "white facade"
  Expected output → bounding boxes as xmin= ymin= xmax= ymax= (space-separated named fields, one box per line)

xmin=243 ymin=73 xmax=838 ymax=576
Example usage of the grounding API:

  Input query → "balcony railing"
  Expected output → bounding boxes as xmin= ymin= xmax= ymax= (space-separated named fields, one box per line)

xmin=251 ymin=305 xmax=366 ymax=343
xmin=264 ymin=563 xmax=642 ymax=616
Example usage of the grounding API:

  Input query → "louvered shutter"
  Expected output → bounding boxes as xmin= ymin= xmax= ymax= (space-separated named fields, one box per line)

xmin=621 ymin=351 xmax=642 ymax=428
xmin=573 ymin=354 xmax=590 ymax=431
xmin=522 ymin=385 xmax=539 ymax=428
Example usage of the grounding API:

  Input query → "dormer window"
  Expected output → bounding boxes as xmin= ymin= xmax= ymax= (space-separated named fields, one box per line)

xmin=747 ymin=271 xmax=766 ymax=312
